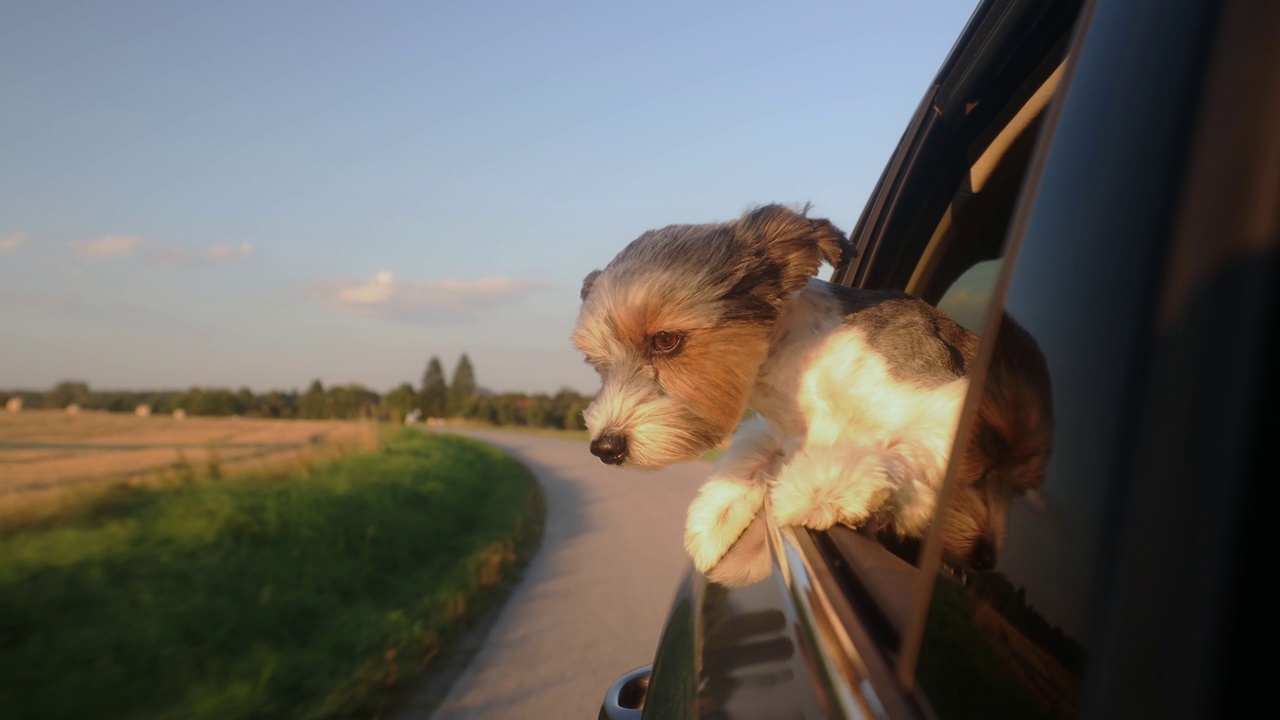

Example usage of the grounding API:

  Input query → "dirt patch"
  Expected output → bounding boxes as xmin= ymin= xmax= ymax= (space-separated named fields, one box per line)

xmin=0 ymin=410 xmax=379 ymax=512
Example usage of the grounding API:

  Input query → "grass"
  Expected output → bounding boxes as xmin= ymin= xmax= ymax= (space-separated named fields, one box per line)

xmin=0 ymin=428 xmax=544 ymax=720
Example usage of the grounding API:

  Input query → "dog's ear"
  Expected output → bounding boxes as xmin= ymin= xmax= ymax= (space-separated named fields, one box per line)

xmin=736 ymin=204 xmax=851 ymax=292
xmin=580 ymin=269 xmax=603 ymax=302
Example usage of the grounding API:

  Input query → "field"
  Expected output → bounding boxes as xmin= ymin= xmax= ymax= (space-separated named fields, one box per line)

xmin=0 ymin=410 xmax=379 ymax=518
xmin=0 ymin=425 xmax=545 ymax=720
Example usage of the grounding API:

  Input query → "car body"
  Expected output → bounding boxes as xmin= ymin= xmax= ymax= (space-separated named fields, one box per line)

xmin=600 ymin=0 xmax=1277 ymax=717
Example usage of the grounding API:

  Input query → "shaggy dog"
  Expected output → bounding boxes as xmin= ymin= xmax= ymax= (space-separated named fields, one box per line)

xmin=572 ymin=204 xmax=1051 ymax=587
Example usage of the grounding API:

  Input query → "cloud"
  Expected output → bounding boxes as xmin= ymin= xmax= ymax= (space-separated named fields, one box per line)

xmin=148 ymin=241 xmax=256 ymax=266
xmin=310 ymin=272 xmax=551 ymax=324
xmin=72 ymin=235 xmax=143 ymax=259
xmin=205 ymin=242 xmax=255 ymax=261
xmin=1 ymin=232 xmax=28 ymax=253
xmin=65 ymin=235 xmax=255 ymax=266
xmin=0 ymin=288 xmax=74 ymax=312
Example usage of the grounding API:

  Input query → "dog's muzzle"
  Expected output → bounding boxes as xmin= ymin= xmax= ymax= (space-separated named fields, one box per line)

xmin=590 ymin=433 xmax=629 ymax=465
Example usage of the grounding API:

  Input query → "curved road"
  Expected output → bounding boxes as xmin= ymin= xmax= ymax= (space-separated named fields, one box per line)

xmin=391 ymin=427 xmax=712 ymax=720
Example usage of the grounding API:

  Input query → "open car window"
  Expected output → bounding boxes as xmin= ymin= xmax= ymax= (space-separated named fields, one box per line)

xmin=804 ymin=0 xmax=1084 ymax=668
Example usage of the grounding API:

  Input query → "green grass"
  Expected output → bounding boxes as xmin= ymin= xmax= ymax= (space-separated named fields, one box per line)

xmin=0 ymin=429 xmax=544 ymax=720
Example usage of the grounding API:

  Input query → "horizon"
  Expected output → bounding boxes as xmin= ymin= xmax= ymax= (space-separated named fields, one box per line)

xmin=2 ymin=1 xmax=979 ymax=396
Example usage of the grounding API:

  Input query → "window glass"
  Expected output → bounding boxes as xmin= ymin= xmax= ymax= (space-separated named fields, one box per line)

xmin=937 ymin=259 xmax=1003 ymax=333
xmin=823 ymin=52 xmax=1068 ymax=653
xmin=912 ymin=0 xmax=1195 ymax=708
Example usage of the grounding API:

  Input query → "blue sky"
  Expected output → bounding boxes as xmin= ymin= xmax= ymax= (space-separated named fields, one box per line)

xmin=1 ymin=0 xmax=978 ymax=395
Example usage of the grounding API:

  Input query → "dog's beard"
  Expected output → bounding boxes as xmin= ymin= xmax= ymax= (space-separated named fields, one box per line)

xmin=584 ymin=390 xmax=725 ymax=468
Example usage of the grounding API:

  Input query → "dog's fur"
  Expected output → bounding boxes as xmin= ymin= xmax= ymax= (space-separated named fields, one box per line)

xmin=572 ymin=204 xmax=1052 ymax=587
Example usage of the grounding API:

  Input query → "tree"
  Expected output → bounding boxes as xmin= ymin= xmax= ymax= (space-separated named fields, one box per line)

xmin=44 ymin=381 xmax=91 ymax=409
xmin=300 ymin=379 xmax=328 ymax=419
xmin=382 ymin=383 xmax=417 ymax=423
xmin=420 ymin=357 xmax=447 ymax=419
xmin=550 ymin=387 xmax=591 ymax=430
xmin=525 ymin=394 xmax=552 ymax=428
xmin=446 ymin=354 xmax=477 ymax=417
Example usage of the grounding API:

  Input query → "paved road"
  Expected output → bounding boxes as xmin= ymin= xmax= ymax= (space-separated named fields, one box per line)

xmin=391 ymin=428 xmax=712 ymax=720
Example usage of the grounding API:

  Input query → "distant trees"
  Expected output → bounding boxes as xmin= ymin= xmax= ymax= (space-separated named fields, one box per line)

xmin=382 ymin=383 xmax=417 ymax=424
xmin=447 ymin=354 xmax=477 ymax=417
xmin=420 ymin=357 xmax=447 ymax=419
xmin=44 ymin=381 xmax=91 ymax=409
xmin=300 ymin=380 xmax=328 ymax=419
xmin=7 ymin=358 xmax=596 ymax=429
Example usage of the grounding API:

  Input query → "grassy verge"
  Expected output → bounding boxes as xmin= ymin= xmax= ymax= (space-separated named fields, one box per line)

xmin=0 ymin=428 xmax=544 ymax=720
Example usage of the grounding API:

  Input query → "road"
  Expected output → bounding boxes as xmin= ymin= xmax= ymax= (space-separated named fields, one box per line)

xmin=391 ymin=427 xmax=712 ymax=720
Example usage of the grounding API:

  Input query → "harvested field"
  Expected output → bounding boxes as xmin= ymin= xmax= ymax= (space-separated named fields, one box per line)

xmin=0 ymin=410 xmax=379 ymax=513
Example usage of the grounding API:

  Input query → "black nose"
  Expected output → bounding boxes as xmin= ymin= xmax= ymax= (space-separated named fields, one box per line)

xmin=970 ymin=537 xmax=997 ymax=573
xmin=590 ymin=433 xmax=628 ymax=465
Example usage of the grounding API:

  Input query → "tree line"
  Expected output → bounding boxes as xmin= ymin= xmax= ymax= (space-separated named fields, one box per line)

xmin=1 ymin=353 xmax=592 ymax=430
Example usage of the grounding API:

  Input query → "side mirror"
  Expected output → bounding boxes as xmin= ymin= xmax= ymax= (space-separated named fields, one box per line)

xmin=598 ymin=664 xmax=651 ymax=720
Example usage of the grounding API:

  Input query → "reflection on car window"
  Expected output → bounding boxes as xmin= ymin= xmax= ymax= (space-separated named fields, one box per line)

xmin=914 ymin=34 xmax=1163 ymax=704
xmin=937 ymin=259 xmax=1003 ymax=333
xmin=915 ymin=307 xmax=1078 ymax=719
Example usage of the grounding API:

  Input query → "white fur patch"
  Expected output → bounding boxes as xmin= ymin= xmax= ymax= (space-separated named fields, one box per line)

xmin=694 ymin=282 xmax=969 ymax=586
xmin=683 ymin=417 xmax=786 ymax=577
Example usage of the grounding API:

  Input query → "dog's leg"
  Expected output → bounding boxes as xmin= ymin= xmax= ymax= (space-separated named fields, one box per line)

xmin=879 ymin=434 xmax=953 ymax=538
xmin=684 ymin=416 xmax=789 ymax=586
xmin=768 ymin=444 xmax=897 ymax=531
xmin=769 ymin=433 xmax=956 ymax=545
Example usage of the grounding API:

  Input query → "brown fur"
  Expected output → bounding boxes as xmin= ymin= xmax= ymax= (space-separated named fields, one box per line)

xmin=660 ymin=324 xmax=773 ymax=442
xmin=942 ymin=314 xmax=1054 ymax=569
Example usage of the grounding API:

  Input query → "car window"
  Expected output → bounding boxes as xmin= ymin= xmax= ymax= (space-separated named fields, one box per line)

xmin=906 ymin=0 xmax=1224 ymax=714
xmin=798 ymin=8 xmax=1090 ymax=691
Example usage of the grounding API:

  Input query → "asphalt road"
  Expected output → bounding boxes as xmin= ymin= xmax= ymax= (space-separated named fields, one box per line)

xmin=391 ymin=427 xmax=712 ymax=720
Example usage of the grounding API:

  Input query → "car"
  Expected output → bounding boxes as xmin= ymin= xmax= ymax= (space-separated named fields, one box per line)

xmin=599 ymin=0 xmax=1276 ymax=717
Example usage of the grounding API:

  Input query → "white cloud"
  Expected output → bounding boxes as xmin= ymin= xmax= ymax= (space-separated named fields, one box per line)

xmin=66 ymin=235 xmax=255 ymax=266
xmin=204 ymin=242 xmax=255 ymax=261
xmin=72 ymin=235 xmax=143 ymax=259
xmin=146 ymin=241 xmax=256 ymax=266
xmin=1 ymin=231 xmax=28 ymax=253
xmin=310 ymin=272 xmax=551 ymax=324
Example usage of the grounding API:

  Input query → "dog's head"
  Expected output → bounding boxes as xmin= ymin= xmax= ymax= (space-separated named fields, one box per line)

xmin=572 ymin=204 xmax=849 ymax=468
xmin=941 ymin=314 xmax=1054 ymax=572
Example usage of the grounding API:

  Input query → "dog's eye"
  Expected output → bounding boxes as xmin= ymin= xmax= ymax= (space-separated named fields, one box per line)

xmin=650 ymin=331 xmax=683 ymax=354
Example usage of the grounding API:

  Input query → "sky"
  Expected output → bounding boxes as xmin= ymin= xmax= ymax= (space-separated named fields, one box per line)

xmin=1 ymin=0 xmax=979 ymax=396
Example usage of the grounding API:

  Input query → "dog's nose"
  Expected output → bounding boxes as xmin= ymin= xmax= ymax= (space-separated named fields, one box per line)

xmin=970 ymin=537 xmax=997 ymax=573
xmin=590 ymin=433 xmax=628 ymax=465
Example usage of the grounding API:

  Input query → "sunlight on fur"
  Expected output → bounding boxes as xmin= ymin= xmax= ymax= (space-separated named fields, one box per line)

xmin=573 ymin=203 xmax=1053 ymax=587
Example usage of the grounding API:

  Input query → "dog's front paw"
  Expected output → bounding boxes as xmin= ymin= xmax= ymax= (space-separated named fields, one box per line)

xmin=769 ymin=445 xmax=896 ymax=531
xmin=704 ymin=508 xmax=772 ymax=588
xmin=684 ymin=475 xmax=767 ymax=576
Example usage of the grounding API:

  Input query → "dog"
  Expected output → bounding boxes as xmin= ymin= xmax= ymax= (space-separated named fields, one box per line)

xmin=572 ymin=203 xmax=1052 ymax=587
